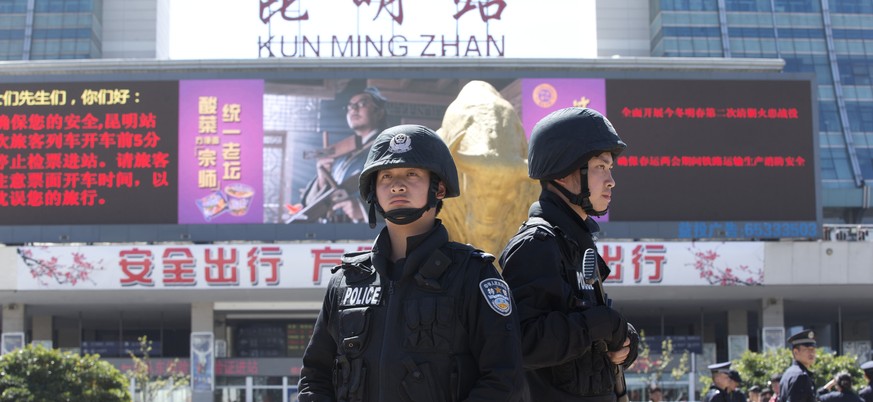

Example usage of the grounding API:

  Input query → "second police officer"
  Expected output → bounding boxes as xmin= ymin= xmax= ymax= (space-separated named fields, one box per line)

xmin=297 ymin=125 xmax=527 ymax=402
xmin=500 ymin=107 xmax=639 ymax=402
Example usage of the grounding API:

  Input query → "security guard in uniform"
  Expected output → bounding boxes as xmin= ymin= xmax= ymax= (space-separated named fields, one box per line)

xmin=728 ymin=370 xmax=749 ymax=402
xmin=779 ymin=329 xmax=818 ymax=402
xmin=500 ymin=107 xmax=639 ymax=402
xmin=704 ymin=362 xmax=732 ymax=402
xmin=858 ymin=361 xmax=873 ymax=402
xmin=298 ymin=125 xmax=527 ymax=401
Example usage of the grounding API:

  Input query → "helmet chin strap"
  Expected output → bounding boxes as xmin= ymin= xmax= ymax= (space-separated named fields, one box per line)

xmin=366 ymin=176 xmax=440 ymax=228
xmin=548 ymin=167 xmax=608 ymax=217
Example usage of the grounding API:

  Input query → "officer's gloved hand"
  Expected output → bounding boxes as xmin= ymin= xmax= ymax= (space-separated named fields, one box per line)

xmin=622 ymin=322 xmax=640 ymax=369
xmin=585 ymin=305 xmax=628 ymax=351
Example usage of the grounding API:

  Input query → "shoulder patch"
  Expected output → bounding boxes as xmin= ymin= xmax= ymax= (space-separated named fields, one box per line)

xmin=479 ymin=278 xmax=512 ymax=316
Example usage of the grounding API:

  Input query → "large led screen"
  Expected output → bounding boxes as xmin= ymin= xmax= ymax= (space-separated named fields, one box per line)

xmin=0 ymin=75 xmax=818 ymax=239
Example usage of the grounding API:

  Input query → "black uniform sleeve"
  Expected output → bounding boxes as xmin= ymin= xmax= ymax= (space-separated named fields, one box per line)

xmin=461 ymin=260 xmax=527 ymax=402
xmin=298 ymin=274 xmax=339 ymax=402
xmin=500 ymin=235 xmax=617 ymax=370
xmin=818 ymin=391 xmax=837 ymax=402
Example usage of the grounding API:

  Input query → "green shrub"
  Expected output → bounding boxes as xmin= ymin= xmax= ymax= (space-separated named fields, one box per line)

xmin=0 ymin=345 xmax=130 ymax=402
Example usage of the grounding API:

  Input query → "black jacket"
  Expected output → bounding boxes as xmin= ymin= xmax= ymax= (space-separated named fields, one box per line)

xmin=820 ymin=391 xmax=864 ymax=402
xmin=298 ymin=220 xmax=527 ymax=402
xmin=859 ymin=384 xmax=872 ymax=402
xmin=704 ymin=386 xmax=726 ymax=402
xmin=499 ymin=191 xmax=636 ymax=402
xmin=779 ymin=361 xmax=817 ymax=402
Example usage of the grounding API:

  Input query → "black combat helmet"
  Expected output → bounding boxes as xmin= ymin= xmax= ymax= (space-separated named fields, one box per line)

xmin=527 ymin=107 xmax=626 ymax=216
xmin=359 ymin=124 xmax=459 ymax=228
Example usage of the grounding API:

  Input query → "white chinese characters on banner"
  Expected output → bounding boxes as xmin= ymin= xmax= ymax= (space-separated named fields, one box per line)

xmin=16 ymin=242 xmax=763 ymax=290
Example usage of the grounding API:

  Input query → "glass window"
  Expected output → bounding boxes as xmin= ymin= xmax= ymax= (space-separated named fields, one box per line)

xmin=830 ymin=150 xmax=853 ymax=181
xmin=663 ymin=26 xmax=721 ymax=37
xmin=0 ymin=0 xmax=27 ymax=13
xmin=660 ymin=0 xmax=718 ymax=11
xmin=852 ymin=132 xmax=873 ymax=148
xmin=774 ymin=0 xmax=820 ymax=12
xmin=745 ymin=37 xmax=763 ymax=53
xmin=0 ymin=29 xmax=24 ymax=40
xmin=845 ymin=101 xmax=873 ymax=132
xmin=726 ymin=0 xmax=771 ymax=11
xmin=729 ymin=27 xmax=777 ymax=38
xmin=781 ymin=28 xmax=825 ymax=39
xmin=0 ymin=15 xmax=25 ymax=29
xmin=833 ymin=29 xmax=873 ymax=40
xmin=854 ymin=148 xmax=873 ymax=180
xmin=854 ymin=85 xmax=873 ymax=100
xmin=838 ymin=56 xmax=873 ymax=85
xmin=819 ymin=101 xmax=843 ymax=133
xmin=830 ymin=0 xmax=873 ymax=13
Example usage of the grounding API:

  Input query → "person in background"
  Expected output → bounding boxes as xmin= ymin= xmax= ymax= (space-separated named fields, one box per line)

xmin=778 ymin=329 xmax=818 ymax=402
xmin=761 ymin=387 xmax=774 ymax=402
xmin=704 ymin=362 xmax=732 ymax=402
xmin=770 ymin=374 xmax=783 ymax=402
xmin=818 ymin=371 xmax=863 ymax=402
xmin=859 ymin=361 xmax=873 ymax=402
xmin=650 ymin=386 xmax=664 ymax=402
xmin=749 ymin=385 xmax=762 ymax=402
xmin=727 ymin=370 xmax=747 ymax=402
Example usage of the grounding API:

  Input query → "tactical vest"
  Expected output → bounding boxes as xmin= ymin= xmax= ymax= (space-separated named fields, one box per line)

xmin=328 ymin=244 xmax=490 ymax=402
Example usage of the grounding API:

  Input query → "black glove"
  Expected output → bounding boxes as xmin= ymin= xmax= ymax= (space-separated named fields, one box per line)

xmin=606 ymin=308 xmax=629 ymax=351
xmin=584 ymin=306 xmax=628 ymax=351
xmin=622 ymin=322 xmax=640 ymax=369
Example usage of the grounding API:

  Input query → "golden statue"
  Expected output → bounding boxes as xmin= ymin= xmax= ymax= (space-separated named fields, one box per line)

xmin=437 ymin=81 xmax=539 ymax=258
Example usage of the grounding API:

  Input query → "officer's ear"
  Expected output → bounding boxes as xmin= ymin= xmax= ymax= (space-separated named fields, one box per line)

xmin=553 ymin=169 xmax=581 ymax=190
xmin=435 ymin=181 xmax=446 ymax=199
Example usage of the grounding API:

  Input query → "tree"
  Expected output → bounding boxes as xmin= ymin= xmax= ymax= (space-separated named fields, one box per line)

xmin=631 ymin=330 xmax=690 ymax=388
xmin=126 ymin=336 xmax=189 ymax=402
xmin=0 ymin=344 xmax=130 ymax=402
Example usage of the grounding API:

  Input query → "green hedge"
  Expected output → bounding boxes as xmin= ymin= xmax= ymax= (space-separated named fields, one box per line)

xmin=0 ymin=345 xmax=130 ymax=402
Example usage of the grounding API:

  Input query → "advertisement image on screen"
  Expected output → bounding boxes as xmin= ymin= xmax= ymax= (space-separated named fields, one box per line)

xmin=178 ymin=80 xmax=264 ymax=224
xmin=260 ymin=77 xmax=521 ymax=225
xmin=0 ymin=81 xmax=179 ymax=225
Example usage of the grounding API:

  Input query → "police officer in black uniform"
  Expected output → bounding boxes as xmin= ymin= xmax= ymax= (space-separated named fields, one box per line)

xmin=729 ymin=370 xmax=749 ymax=402
xmin=859 ymin=361 xmax=873 ymax=402
xmin=500 ymin=107 xmax=639 ymax=402
xmin=704 ymin=362 xmax=732 ymax=402
xmin=779 ymin=329 xmax=818 ymax=402
xmin=818 ymin=372 xmax=863 ymax=402
xmin=298 ymin=125 xmax=527 ymax=402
